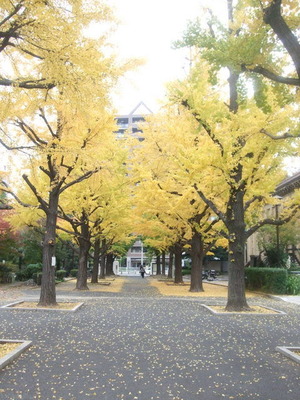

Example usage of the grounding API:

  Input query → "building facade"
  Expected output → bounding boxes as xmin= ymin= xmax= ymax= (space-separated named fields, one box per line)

xmin=246 ymin=171 xmax=300 ymax=266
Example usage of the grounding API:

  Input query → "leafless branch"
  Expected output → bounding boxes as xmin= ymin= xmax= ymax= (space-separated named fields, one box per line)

xmin=193 ymin=183 xmax=227 ymax=224
xmin=22 ymin=173 xmax=48 ymax=212
xmin=246 ymin=204 xmax=300 ymax=238
xmin=59 ymin=167 xmax=101 ymax=194
xmin=0 ymin=136 xmax=35 ymax=150
xmin=1 ymin=180 xmax=36 ymax=208
xmin=0 ymin=77 xmax=55 ymax=89
xmin=260 ymin=128 xmax=300 ymax=140
xmin=242 ymin=65 xmax=300 ymax=86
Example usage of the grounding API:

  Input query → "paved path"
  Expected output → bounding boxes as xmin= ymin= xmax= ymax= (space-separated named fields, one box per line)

xmin=0 ymin=277 xmax=299 ymax=400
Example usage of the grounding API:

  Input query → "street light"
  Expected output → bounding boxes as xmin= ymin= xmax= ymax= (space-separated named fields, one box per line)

xmin=274 ymin=195 xmax=283 ymax=267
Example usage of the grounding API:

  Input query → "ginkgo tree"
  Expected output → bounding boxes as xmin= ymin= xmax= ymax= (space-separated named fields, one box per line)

xmin=57 ymin=147 xmax=134 ymax=290
xmin=172 ymin=3 xmax=299 ymax=310
xmin=131 ymin=110 xmax=228 ymax=290
xmin=0 ymin=0 xmax=126 ymax=306
xmin=175 ymin=0 xmax=300 ymax=138
xmin=0 ymin=0 xmax=117 ymax=90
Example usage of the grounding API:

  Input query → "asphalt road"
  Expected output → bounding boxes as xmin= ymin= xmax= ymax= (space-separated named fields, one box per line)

xmin=0 ymin=277 xmax=299 ymax=400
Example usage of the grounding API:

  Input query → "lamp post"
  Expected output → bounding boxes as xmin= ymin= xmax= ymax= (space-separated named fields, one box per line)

xmin=275 ymin=203 xmax=280 ymax=267
xmin=273 ymin=194 xmax=283 ymax=267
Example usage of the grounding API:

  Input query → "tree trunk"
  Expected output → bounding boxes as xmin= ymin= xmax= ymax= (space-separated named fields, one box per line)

xmin=225 ymin=189 xmax=250 ymax=311
xmin=91 ymin=237 xmax=100 ymax=283
xmin=156 ymin=254 xmax=161 ymax=275
xmin=76 ymin=218 xmax=90 ymax=290
xmin=168 ymin=251 xmax=173 ymax=278
xmin=39 ymin=190 xmax=59 ymax=306
xmin=161 ymin=251 xmax=166 ymax=275
xmin=226 ymin=237 xmax=249 ymax=311
xmin=225 ymin=4 xmax=250 ymax=311
xmin=99 ymin=254 xmax=106 ymax=279
xmin=263 ymin=0 xmax=300 ymax=79
xmin=106 ymin=253 xmax=115 ymax=276
xmin=99 ymin=239 xmax=106 ymax=279
xmin=174 ymin=244 xmax=183 ymax=284
xmin=76 ymin=238 xmax=90 ymax=290
xmin=190 ymin=230 xmax=204 ymax=292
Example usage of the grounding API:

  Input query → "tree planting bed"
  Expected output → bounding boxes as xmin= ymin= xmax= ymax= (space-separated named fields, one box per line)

xmin=1 ymin=300 xmax=84 ymax=312
xmin=0 ymin=340 xmax=32 ymax=370
xmin=276 ymin=346 xmax=300 ymax=364
xmin=201 ymin=304 xmax=286 ymax=315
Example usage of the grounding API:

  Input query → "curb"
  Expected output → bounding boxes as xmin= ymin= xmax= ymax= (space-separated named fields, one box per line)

xmin=0 ymin=340 xmax=32 ymax=370
xmin=276 ymin=346 xmax=300 ymax=364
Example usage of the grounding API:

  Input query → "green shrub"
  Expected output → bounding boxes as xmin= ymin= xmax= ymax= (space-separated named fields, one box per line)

xmin=26 ymin=263 xmax=42 ymax=277
xmin=245 ymin=268 xmax=288 ymax=294
xmin=15 ymin=270 xmax=27 ymax=281
xmin=56 ymin=270 xmax=66 ymax=281
xmin=286 ymin=275 xmax=300 ymax=295
xmin=2 ymin=262 xmax=18 ymax=273
xmin=182 ymin=269 xmax=192 ymax=276
xmin=289 ymin=264 xmax=300 ymax=272
xmin=32 ymin=272 xmax=38 ymax=283
xmin=70 ymin=269 xmax=78 ymax=277
xmin=15 ymin=263 xmax=42 ymax=281
xmin=37 ymin=272 xmax=42 ymax=285
xmin=0 ymin=265 xmax=12 ymax=283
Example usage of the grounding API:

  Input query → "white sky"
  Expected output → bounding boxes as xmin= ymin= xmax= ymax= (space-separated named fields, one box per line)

xmin=110 ymin=0 xmax=227 ymax=114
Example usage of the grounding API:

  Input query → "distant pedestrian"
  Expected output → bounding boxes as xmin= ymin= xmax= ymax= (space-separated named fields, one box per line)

xmin=139 ymin=265 xmax=145 ymax=278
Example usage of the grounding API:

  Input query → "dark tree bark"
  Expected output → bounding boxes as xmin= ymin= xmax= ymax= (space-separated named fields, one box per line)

xmin=106 ymin=253 xmax=115 ymax=276
xmin=225 ymin=181 xmax=249 ymax=311
xmin=174 ymin=243 xmax=183 ymax=284
xmin=263 ymin=0 xmax=300 ymax=79
xmin=161 ymin=251 xmax=166 ymax=275
xmin=76 ymin=214 xmax=90 ymax=290
xmin=99 ymin=254 xmax=106 ymax=279
xmin=91 ymin=237 xmax=100 ymax=283
xmin=228 ymin=70 xmax=239 ymax=113
xmin=168 ymin=251 xmax=174 ymax=279
xmin=156 ymin=253 xmax=161 ymax=275
xmin=189 ymin=230 xmax=204 ymax=292
xmin=38 ymin=190 xmax=59 ymax=306
xmin=99 ymin=239 xmax=107 ymax=279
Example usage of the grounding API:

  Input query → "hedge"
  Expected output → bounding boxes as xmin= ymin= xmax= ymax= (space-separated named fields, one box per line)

xmin=0 ymin=265 xmax=12 ymax=283
xmin=245 ymin=267 xmax=288 ymax=294
xmin=286 ymin=275 xmax=300 ymax=295
xmin=70 ymin=269 xmax=78 ymax=277
xmin=56 ymin=270 xmax=66 ymax=281
xmin=15 ymin=263 xmax=42 ymax=281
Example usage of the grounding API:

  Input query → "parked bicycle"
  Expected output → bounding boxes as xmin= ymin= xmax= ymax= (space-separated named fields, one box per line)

xmin=202 ymin=269 xmax=217 ymax=281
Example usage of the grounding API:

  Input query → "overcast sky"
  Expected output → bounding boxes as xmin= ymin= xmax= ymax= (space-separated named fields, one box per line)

xmin=110 ymin=0 xmax=227 ymax=114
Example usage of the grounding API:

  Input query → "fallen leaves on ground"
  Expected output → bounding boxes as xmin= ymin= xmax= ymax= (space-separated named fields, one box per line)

xmin=0 ymin=343 xmax=20 ymax=359
xmin=208 ymin=305 xmax=279 ymax=314
xmin=149 ymin=278 xmax=259 ymax=298
xmin=56 ymin=277 xmax=125 ymax=293
xmin=9 ymin=301 xmax=81 ymax=310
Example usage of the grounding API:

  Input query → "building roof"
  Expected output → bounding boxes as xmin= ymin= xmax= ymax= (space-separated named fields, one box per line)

xmin=275 ymin=171 xmax=300 ymax=196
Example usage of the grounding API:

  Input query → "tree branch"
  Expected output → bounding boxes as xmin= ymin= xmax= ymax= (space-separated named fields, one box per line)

xmin=0 ymin=78 xmax=55 ymax=89
xmin=244 ymin=195 xmax=265 ymax=211
xmin=59 ymin=167 xmax=101 ymax=194
xmin=39 ymin=108 xmax=56 ymax=137
xmin=182 ymin=99 xmax=224 ymax=155
xmin=263 ymin=0 xmax=300 ymax=79
xmin=22 ymin=174 xmax=48 ymax=212
xmin=15 ymin=118 xmax=48 ymax=146
xmin=0 ymin=136 xmax=35 ymax=151
xmin=260 ymin=128 xmax=300 ymax=140
xmin=241 ymin=64 xmax=300 ymax=86
xmin=1 ymin=180 xmax=36 ymax=208
xmin=193 ymin=183 xmax=227 ymax=224
xmin=246 ymin=204 xmax=300 ymax=239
